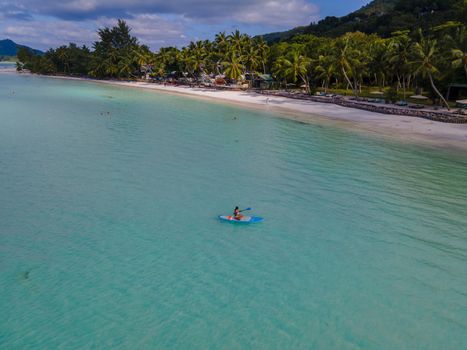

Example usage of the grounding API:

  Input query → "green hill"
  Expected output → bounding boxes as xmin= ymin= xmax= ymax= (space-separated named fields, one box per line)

xmin=260 ymin=0 xmax=467 ymax=43
xmin=0 ymin=39 xmax=43 ymax=57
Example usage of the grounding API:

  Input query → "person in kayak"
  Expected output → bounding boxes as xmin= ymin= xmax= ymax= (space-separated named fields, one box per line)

xmin=233 ymin=206 xmax=244 ymax=220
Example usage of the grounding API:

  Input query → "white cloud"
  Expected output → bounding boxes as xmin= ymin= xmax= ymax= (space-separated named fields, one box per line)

xmin=0 ymin=1 xmax=320 ymax=50
xmin=1 ymin=14 xmax=190 ymax=50
xmin=235 ymin=0 xmax=319 ymax=27
xmin=101 ymin=14 xmax=189 ymax=48
xmin=3 ymin=20 xmax=97 ymax=48
xmin=1 ymin=0 xmax=319 ymax=26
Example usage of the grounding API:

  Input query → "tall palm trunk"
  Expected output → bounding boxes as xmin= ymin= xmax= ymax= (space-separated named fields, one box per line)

xmin=402 ymin=75 xmax=407 ymax=100
xmin=300 ymin=74 xmax=309 ymax=94
xmin=342 ymin=67 xmax=355 ymax=96
xmin=249 ymin=65 xmax=253 ymax=88
xmin=325 ymin=78 xmax=330 ymax=93
xmin=428 ymin=73 xmax=450 ymax=110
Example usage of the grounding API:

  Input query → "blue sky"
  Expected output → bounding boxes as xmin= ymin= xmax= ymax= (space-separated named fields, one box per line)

xmin=0 ymin=0 xmax=370 ymax=51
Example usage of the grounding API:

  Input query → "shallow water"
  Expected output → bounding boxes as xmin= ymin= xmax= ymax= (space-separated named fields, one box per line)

xmin=0 ymin=62 xmax=16 ymax=70
xmin=1 ymin=73 xmax=466 ymax=349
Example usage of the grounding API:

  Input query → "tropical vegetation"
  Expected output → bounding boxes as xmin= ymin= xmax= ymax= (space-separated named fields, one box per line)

xmin=16 ymin=2 xmax=467 ymax=108
xmin=262 ymin=0 xmax=467 ymax=42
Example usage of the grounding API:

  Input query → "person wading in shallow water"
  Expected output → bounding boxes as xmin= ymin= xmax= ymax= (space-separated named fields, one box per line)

xmin=233 ymin=206 xmax=244 ymax=220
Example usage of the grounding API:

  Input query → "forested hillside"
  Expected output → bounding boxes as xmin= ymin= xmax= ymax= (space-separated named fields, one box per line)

xmin=261 ymin=0 xmax=467 ymax=43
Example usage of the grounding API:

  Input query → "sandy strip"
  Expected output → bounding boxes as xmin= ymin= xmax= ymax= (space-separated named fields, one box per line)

xmin=4 ymin=72 xmax=467 ymax=151
xmin=0 ymin=68 xmax=17 ymax=73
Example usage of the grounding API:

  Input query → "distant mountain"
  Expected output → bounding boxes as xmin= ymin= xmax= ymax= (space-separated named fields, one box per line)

xmin=0 ymin=39 xmax=43 ymax=57
xmin=260 ymin=0 xmax=467 ymax=43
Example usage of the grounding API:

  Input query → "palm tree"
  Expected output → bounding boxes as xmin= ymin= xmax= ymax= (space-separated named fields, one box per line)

xmin=187 ymin=41 xmax=207 ymax=78
xmin=452 ymin=49 xmax=467 ymax=78
xmin=243 ymin=45 xmax=261 ymax=86
xmin=368 ymin=38 xmax=389 ymax=88
xmin=134 ymin=46 xmax=153 ymax=78
xmin=215 ymin=32 xmax=228 ymax=50
xmin=272 ymin=57 xmax=288 ymax=88
xmin=57 ymin=46 xmax=71 ymax=74
xmin=388 ymin=32 xmax=412 ymax=99
xmin=179 ymin=48 xmax=194 ymax=78
xmin=335 ymin=37 xmax=356 ymax=96
xmin=292 ymin=54 xmax=310 ymax=87
xmin=158 ymin=47 xmax=173 ymax=67
xmin=241 ymin=34 xmax=252 ymax=55
xmin=213 ymin=32 xmax=228 ymax=74
xmin=315 ymin=54 xmax=335 ymax=93
xmin=255 ymin=37 xmax=270 ymax=74
xmin=412 ymin=31 xmax=450 ymax=110
xmin=273 ymin=51 xmax=311 ymax=92
xmin=432 ymin=22 xmax=467 ymax=79
xmin=222 ymin=52 xmax=244 ymax=81
xmin=105 ymin=48 xmax=119 ymax=77
xmin=229 ymin=30 xmax=244 ymax=55
xmin=347 ymin=33 xmax=371 ymax=95
xmin=118 ymin=54 xmax=135 ymax=78
xmin=451 ymin=26 xmax=467 ymax=79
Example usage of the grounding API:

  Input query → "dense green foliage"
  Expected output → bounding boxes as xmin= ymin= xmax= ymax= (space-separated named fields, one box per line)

xmin=261 ymin=0 xmax=467 ymax=43
xmin=17 ymin=44 xmax=91 ymax=75
xmin=307 ymin=0 xmax=466 ymax=38
xmin=18 ymin=14 xmax=467 ymax=108
xmin=89 ymin=19 xmax=149 ymax=78
xmin=17 ymin=20 xmax=149 ymax=78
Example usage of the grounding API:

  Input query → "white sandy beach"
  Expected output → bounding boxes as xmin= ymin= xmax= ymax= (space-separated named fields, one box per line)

xmin=3 ymin=71 xmax=467 ymax=150
xmin=0 ymin=68 xmax=17 ymax=73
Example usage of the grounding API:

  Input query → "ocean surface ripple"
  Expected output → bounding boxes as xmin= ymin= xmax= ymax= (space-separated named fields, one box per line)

xmin=1 ymin=74 xmax=467 ymax=349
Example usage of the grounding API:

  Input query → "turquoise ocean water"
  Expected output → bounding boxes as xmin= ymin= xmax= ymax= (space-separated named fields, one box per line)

xmin=1 ymin=73 xmax=466 ymax=349
xmin=0 ymin=62 xmax=16 ymax=69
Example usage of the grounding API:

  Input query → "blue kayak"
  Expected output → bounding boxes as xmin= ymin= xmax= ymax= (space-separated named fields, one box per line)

xmin=219 ymin=215 xmax=264 ymax=224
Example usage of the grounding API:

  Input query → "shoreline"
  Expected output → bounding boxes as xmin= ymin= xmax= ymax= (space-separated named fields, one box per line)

xmin=4 ymin=71 xmax=467 ymax=151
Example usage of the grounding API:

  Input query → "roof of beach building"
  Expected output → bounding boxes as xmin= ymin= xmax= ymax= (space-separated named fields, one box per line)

xmin=257 ymin=74 xmax=273 ymax=81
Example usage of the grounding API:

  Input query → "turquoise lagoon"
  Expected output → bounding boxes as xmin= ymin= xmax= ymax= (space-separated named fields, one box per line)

xmin=1 ymin=73 xmax=466 ymax=349
xmin=0 ymin=62 xmax=16 ymax=70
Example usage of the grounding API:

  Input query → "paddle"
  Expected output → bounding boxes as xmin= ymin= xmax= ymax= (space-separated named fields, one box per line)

xmin=240 ymin=207 xmax=251 ymax=212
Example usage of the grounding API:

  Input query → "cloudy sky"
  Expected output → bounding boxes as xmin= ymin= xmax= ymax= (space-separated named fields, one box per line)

xmin=0 ymin=0 xmax=370 ymax=51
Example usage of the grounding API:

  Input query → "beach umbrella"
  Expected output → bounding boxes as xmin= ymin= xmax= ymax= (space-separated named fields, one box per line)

xmin=409 ymin=95 xmax=428 ymax=100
